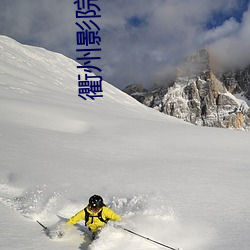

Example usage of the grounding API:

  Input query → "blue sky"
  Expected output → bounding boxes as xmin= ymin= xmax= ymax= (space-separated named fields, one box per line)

xmin=0 ymin=0 xmax=249 ymax=89
xmin=206 ymin=0 xmax=249 ymax=29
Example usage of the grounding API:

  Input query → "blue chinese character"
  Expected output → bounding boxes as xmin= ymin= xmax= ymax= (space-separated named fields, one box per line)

xmin=74 ymin=0 xmax=101 ymax=18
xmin=76 ymin=30 xmax=101 ymax=46
xmin=78 ymin=73 xmax=103 ymax=100
xmin=74 ymin=0 xmax=100 ymax=11
xmin=76 ymin=20 xmax=101 ymax=46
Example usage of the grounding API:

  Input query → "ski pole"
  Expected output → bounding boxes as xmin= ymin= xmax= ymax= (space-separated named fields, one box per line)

xmin=37 ymin=220 xmax=48 ymax=231
xmin=122 ymin=227 xmax=180 ymax=250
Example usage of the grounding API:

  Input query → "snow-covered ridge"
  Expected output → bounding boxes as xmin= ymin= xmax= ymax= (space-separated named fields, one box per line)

xmin=0 ymin=35 xmax=157 ymax=134
xmin=0 ymin=35 xmax=145 ymax=105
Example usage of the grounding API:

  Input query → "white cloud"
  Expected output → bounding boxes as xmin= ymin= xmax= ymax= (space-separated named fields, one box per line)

xmin=0 ymin=0 xmax=249 ymax=88
xmin=209 ymin=5 xmax=250 ymax=68
xmin=200 ymin=17 xmax=240 ymax=45
xmin=96 ymin=0 xmax=248 ymax=87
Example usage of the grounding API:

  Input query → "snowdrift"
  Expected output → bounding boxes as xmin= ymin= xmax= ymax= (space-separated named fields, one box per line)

xmin=0 ymin=36 xmax=250 ymax=250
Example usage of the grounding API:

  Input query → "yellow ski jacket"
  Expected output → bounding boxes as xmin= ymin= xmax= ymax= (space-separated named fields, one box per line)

xmin=67 ymin=206 xmax=121 ymax=233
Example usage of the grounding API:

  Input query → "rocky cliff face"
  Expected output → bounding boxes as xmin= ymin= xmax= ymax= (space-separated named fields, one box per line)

xmin=217 ymin=66 xmax=250 ymax=99
xmin=123 ymin=49 xmax=250 ymax=130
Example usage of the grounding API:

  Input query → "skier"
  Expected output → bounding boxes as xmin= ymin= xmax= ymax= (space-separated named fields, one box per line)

xmin=66 ymin=194 xmax=122 ymax=239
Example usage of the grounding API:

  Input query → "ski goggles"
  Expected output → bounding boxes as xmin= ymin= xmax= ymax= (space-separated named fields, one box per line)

xmin=89 ymin=204 xmax=101 ymax=212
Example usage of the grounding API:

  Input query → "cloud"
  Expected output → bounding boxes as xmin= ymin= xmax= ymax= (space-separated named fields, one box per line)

xmin=0 ymin=0 xmax=76 ymax=54
xmin=0 ymin=0 xmax=249 ymax=89
xmin=209 ymin=4 xmax=250 ymax=69
xmin=96 ymin=0 xmax=249 ymax=88
xmin=200 ymin=18 xmax=240 ymax=45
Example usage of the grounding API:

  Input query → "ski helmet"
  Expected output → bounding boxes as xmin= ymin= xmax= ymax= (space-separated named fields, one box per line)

xmin=89 ymin=195 xmax=104 ymax=210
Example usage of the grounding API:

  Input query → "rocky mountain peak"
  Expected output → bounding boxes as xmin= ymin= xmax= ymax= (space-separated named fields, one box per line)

xmin=177 ymin=49 xmax=210 ymax=78
xmin=123 ymin=49 xmax=250 ymax=130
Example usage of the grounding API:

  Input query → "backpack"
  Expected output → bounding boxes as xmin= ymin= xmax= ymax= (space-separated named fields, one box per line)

xmin=84 ymin=206 xmax=109 ymax=226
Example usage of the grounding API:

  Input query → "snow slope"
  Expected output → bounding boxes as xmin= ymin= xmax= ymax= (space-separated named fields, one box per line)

xmin=0 ymin=35 xmax=250 ymax=250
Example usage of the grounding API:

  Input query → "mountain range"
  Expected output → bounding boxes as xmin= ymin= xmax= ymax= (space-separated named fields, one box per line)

xmin=123 ymin=49 xmax=250 ymax=130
